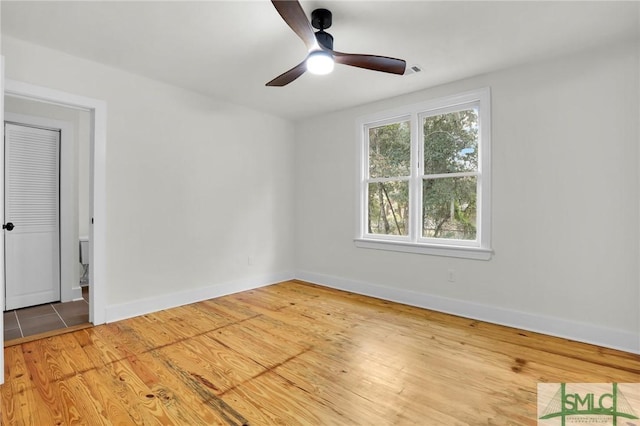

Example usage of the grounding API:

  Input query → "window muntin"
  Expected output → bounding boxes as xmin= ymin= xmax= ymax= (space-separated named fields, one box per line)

xmin=357 ymin=88 xmax=491 ymax=259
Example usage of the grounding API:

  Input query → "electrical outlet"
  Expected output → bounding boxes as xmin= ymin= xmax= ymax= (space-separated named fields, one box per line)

xmin=447 ymin=269 xmax=456 ymax=282
xmin=248 ymin=256 xmax=254 ymax=266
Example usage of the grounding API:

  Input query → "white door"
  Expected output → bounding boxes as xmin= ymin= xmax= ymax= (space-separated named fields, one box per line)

xmin=1 ymin=55 xmax=5 ymax=385
xmin=4 ymin=122 xmax=61 ymax=310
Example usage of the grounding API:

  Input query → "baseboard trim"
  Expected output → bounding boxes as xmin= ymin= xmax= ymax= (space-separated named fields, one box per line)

xmin=296 ymin=270 xmax=640 ymax=355
xmin=104 ymin=271 xmax=295 ymax=323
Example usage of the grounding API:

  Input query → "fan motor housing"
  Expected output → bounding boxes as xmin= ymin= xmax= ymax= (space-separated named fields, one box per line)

xmin=311 ymin=8 xmax=332 ymax=30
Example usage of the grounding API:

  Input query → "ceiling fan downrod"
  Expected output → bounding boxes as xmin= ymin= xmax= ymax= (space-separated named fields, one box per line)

xmin=312 ymin=9 xmax=333 ymax=50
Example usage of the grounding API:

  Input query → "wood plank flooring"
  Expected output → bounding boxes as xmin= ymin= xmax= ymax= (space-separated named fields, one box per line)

xmin=1 ymin=280 xmax=638 ymax=425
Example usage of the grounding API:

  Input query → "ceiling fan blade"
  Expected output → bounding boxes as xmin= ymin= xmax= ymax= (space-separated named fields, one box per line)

xmin=271 ymin=0 xmax=319 ymax=51
xmin=333 ymin=51 xmax=407 ymax=75
xmin=266 ymin=61 xmax=307 ymax=87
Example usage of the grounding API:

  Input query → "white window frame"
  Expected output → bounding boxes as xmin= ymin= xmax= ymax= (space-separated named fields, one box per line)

xmin=355 ymin=87 xmax=492 ymax=260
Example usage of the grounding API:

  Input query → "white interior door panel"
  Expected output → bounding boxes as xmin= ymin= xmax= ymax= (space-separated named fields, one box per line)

xmin=4 ymin=123 xmax=60 ymax=310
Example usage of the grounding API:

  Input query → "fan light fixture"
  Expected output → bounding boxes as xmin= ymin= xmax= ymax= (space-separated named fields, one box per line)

xmin=306 ymin=50 xmax=334 ymax=75
xmin=266 ymin=2 xmax=406 ymax=87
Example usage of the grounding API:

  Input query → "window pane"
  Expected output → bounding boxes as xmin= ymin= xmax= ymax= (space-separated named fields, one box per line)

xmin=423 ymin=109 xmax=478 ymax=174
xmin=368 ymin=121 xmax=411 ymax=178
xmin=367 ymin=181 xmax=409 ymax=236
xmin=422 ymin=176 xmax=477 ymax=240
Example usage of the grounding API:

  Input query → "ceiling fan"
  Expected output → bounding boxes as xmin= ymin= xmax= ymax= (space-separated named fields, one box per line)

xmin=266 ymin=0 xmax=407 ymax=87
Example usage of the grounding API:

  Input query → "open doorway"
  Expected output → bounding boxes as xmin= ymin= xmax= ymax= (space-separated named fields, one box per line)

xmin=0 ymin=79 xmax=107 ymax=353
xmin=3 ymin=97 xmax=91 ymax=341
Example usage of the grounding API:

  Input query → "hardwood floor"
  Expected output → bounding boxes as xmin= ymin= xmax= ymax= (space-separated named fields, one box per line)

xmin=1 ymin=280 xmax=638 ymax=425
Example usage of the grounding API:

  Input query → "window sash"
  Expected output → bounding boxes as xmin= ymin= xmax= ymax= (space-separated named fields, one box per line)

xmin=364 ymin=116 xmax=412 ymax=180
xmin=420 ymin=174 xmax=479 ymax=245
xmin=365 ymin=180 xmax=411 ymax=238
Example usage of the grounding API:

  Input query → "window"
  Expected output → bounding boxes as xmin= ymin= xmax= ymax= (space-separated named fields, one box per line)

xmin=356 ymin=88 xmax=492 ymax=260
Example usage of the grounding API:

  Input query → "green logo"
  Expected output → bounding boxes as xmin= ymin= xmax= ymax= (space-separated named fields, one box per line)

xmin=538 ymin=383 xmax=639 ymax=426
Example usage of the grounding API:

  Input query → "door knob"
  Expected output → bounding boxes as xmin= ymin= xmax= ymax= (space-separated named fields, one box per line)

xmin=3 ymin=222 xmax=15 ymax=231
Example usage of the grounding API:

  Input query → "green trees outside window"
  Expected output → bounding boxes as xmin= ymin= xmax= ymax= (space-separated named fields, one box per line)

xmin=367 ymin=121 xmax=410 ymax=235
xmin=422 ymin=109 xmax=478 ymax=240
xmin=358 ymin=88 xmax=491 ymax=258
xmin=364 ymin=105 xmax=481 ymax=241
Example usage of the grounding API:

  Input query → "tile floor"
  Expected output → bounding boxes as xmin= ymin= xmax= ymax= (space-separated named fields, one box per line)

xmin=3 ymin=286 xmax=89 ymax=341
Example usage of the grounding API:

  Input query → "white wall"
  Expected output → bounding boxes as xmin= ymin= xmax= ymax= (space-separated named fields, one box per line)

xmin=2 ymin=34 xmax=637 ymax=353
xmin=294 ymin=40 xmax=640 ymax=353
xmin=2 ymin=36 xmax=295 ymax=315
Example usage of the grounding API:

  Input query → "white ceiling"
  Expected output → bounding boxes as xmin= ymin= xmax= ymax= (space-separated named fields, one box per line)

xmin=2 ymin=1 xmax=638 ymax=121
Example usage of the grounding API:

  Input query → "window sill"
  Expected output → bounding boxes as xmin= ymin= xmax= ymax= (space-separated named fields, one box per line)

xmin=354 ymin=238 xmax=493 ymax=260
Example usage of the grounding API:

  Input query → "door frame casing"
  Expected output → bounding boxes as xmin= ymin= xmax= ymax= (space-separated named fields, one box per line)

xmin=4 ymin=79 xmax=107 ymax=326
xmin=5 ymin=113 xmax=80 ymax=306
